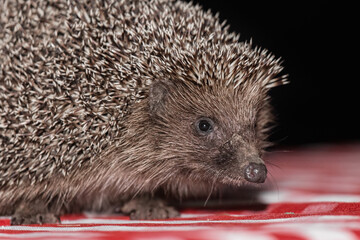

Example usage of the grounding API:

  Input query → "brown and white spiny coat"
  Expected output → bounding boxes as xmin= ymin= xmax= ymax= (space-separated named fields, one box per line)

xmin=0 ymin=0 xmax=287 ymax=223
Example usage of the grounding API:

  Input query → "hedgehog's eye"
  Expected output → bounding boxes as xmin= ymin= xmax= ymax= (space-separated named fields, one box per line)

xmin=199 ymin=120 xmax=211 ymax=131
xmin=195 ymin=117 xmax=214 ymax=135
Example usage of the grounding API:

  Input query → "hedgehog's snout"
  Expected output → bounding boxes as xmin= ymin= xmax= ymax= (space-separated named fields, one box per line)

xmin=218 ymin=134 xmax=267 ymax=183
xmin=244 ymin=162 xmax=267 ymax=183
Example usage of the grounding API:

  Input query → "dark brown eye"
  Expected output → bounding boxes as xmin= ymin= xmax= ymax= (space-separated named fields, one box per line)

xmin=199 ymin=120 xmax=211 ymax=131
xmin=196 ymin=117 xmax=214 ymax=134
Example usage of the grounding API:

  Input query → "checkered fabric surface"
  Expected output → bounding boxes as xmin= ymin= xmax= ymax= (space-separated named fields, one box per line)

xmin=1 ymin=144 xmax=360 ymax=240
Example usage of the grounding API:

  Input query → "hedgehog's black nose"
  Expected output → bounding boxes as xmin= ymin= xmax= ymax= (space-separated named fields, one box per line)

xmin=244 ymin=163 xmax=267 ymax=183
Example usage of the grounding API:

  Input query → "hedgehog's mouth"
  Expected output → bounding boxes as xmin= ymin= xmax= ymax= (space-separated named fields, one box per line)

xmin=219 ymin=174 xmax=265 ymax=189
xmin=217 ymin=163 xmax=267 ymax=187
xmin=217 ymin=159 xmax=267 ymax=185
xmin=220 ymin=174 xmax=248 ymax=187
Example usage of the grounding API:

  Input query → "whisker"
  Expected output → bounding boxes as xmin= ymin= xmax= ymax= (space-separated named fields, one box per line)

xmin=266 ymin=161 xmax=283 ymax=170
xmin=269 ymin=149 xmax=292 ymax=153
xmin=203 ymin=172 xmax=218 ymax=207
xmin=266 ymin=170 xmax=279 ymax=201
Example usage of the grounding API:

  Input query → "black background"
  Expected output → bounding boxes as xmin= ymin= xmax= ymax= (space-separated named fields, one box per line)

xmin=187 ymin=1 xmax=358 ymax=146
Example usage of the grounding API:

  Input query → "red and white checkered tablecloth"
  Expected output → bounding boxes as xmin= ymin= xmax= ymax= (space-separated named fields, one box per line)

xmin=1 ymin=144 xmax=360 ymax=240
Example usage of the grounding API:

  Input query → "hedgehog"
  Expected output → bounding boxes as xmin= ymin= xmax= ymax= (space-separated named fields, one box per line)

xmin=0 ymin=0 xmax=287 ymax=224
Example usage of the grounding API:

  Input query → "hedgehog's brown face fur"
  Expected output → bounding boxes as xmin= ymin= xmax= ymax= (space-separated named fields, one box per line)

xmin=146 ymin=79 xmax=271 ymax=188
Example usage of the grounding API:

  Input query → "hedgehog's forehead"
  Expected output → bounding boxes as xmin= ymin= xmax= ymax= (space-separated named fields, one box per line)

xmin=156 ymin=42 xmax=287 ymax=90
xmin=170 ymin=79 xmax=265 ymax=123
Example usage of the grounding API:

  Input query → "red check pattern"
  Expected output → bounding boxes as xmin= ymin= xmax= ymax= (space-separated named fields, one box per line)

xmin=1 ymin=144 xmax=360 ymax=240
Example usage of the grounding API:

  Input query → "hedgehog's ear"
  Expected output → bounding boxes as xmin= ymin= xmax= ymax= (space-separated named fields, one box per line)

xmin=148 ymin=80 xmax=171 ymax=115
